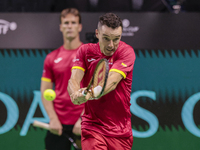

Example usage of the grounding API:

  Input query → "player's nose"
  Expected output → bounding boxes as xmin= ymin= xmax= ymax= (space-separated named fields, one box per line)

xmin=108 ymin=40 xmax=114 ymax=49
xmin=67 ymin=22 xmax=72 ymax=28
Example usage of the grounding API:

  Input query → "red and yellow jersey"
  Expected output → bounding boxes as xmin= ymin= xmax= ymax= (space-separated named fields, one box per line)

xmin=42 ymin=45 xmax=84 ymax=125
xmin=73 ymin=41 xmax=136 ymax=137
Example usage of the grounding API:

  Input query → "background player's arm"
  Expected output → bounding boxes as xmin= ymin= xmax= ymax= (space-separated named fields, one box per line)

xmin=40 ymin=80 xmax=62 ymax=135
xmin=102 ymin=71 xmax=123 ymax=96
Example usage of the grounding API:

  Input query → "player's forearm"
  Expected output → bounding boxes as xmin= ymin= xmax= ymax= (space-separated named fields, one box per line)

xmin=102 ymin=80 xmax=118 ymax=95
xmin=102 ymin=71 xmax=123 ymax=96
xmin=40 ymin=81 xmax=58 ymax=120
xmin=67 ymin=69 xmax=84 ymax=95
xmin=67 ymin=78 xmax=81 ymax=96
xmin=41 ymin=97 xmax=58 ymax=120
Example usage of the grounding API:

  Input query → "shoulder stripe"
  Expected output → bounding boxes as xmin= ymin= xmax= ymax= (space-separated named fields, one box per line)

xmin=109 ymin=69 xmax=126 ymax=79
xmin=121 ymin=62 xmax=127 ymax=67
xmin=41 ymin=77 xmax=51 ymax=82
xmin=72 ymin=66 xmax=85 ymax=72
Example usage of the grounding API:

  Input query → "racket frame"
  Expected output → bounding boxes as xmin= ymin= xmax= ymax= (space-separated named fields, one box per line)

xmin=83 ymin=58 xmax=109 ymax=99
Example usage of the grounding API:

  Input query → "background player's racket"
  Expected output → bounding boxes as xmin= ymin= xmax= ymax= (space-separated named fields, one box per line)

xmin=83 ymin=58 xmax=109 ymax=99
xmin=33 ymin=120 xmax=81 ymax=150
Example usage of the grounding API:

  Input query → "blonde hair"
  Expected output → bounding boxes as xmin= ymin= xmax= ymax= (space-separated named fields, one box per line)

xmin=60 ymin=8 xmax=81 ymax=23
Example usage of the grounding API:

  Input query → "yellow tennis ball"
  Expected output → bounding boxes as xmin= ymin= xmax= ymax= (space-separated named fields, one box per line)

xmin=43 ymin=89 xmax=56 ymax=101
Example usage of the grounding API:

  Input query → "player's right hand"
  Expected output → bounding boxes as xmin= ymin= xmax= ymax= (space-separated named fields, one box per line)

xmin=70 ymin=89 xmax=87 ymax=105
xmin=49 ymin=118 xmax=63 ymax=136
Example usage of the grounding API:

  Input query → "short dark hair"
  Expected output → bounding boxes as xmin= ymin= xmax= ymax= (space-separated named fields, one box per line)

xmin=60 ymin=8 xmax=81 ymax=24
xmin=98 ymin=13 xmax=123 ymax=30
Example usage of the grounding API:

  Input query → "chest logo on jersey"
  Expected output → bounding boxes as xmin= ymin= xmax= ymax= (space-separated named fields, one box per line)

xmin=87 ymin=58 xmax=96 ymax=62
xmin=73 ymin=58 xmax=79 ymax=62
xmin=54 ymin=57 xmax=63 ymax=63
xmin=109 ymin=58 xmax=113 ymax=65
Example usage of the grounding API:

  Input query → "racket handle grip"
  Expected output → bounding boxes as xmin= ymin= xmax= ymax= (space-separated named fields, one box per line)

xmin=82 ymin=89 xmax=92 ymax=96
xmin=82 ymin=90 xmax=87 ymax=96
xmin=82 ymin=89 xmax=95 ymax=100
xmin=81 ymin=86 xmax=102 ymax=99
xmin=33 ymin=120 xmax=50 ymax=130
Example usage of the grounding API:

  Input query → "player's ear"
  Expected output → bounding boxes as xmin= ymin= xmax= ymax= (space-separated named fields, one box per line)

xmin=78 ymin=24 xmax=82 ymax=32
xmin=59 ymin=24 xmax=62 ymax=32
xmin=95 ymin=29 xmax=99 ymax=39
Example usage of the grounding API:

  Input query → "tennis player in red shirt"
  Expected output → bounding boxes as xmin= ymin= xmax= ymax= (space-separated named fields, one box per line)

xmin=41 ymin=8 xmax=84 ymax=150
xmin=68 ymin=13 xmax=136 ymax=150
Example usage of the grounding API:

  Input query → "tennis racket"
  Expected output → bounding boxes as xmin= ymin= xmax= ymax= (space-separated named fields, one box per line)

xmin=82 ymin=58 xmax=109 ymax=99
xmin=33 ymin=120 xmax=81 ymax=150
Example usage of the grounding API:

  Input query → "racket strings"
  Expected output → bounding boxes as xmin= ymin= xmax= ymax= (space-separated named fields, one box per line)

xmin=93 ymin=61 xmax=106 ymax=88
xmin=85 ymin=58 xmax=109 ymax=99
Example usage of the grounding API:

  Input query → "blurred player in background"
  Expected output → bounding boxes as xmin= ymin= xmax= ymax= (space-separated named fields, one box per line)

xmin=40 ymin=8 xmax=84 ymax=150
xmin=68 ymin=13 xmax=136 ymax=150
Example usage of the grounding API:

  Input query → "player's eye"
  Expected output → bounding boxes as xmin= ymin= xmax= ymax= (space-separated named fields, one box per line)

xmin=104 ymin=37 xmax=110 ymax=41
xmin=113 ymin=38 xmax=119 ymax=42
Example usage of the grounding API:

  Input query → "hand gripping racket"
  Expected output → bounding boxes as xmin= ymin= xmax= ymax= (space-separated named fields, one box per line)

xmin=82 ymin=58 xmax=109 ymax=99
xmin=33 ymin=120 xmax=81 ymax=150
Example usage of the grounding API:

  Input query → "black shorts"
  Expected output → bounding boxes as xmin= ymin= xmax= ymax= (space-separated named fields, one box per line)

xmin=45 ymin=124 xmax=78 ymax=150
